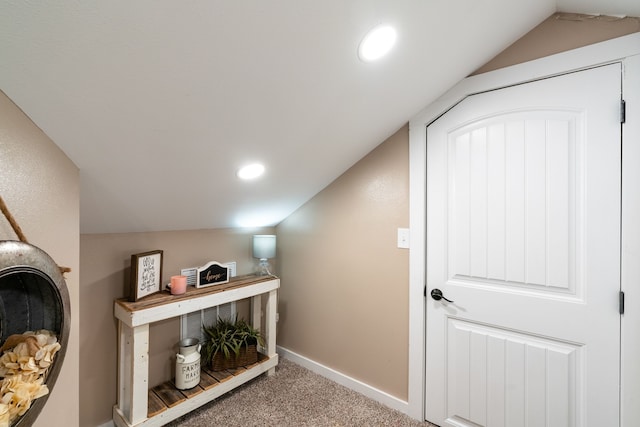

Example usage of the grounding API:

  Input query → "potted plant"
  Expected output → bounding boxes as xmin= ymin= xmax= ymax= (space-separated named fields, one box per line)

xmin=202 ymin=316 xmax=264 ymax=371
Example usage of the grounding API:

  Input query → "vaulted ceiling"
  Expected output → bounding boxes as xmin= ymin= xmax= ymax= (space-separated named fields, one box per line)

xmin=1 ymin=1 xmax=638 ymax=233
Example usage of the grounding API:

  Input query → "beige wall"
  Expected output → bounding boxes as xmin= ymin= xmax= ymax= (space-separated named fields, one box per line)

xmin=277 ymin=125 xmax=410 ymax=399
xmin=474 ymin=12 xmax=640 ymax=74
xmin=79 ymin=227 xmax=273 ymax=427
xmin=0 ymin=91 xmax=80 ymax=426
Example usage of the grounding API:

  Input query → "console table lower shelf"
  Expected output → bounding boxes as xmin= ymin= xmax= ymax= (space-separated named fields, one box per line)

xmin=113 ymin=354 xmax=278 ymax=427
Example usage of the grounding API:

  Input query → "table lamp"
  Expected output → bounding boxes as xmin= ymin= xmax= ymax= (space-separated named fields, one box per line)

xmin=252 ymin=235 xmax=276 ymax=276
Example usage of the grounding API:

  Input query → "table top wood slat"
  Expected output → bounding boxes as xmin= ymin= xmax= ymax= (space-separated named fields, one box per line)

xmin=116 ymin=274 xmax=276 ymax=313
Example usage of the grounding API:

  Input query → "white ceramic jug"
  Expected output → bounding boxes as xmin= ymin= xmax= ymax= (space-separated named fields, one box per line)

xmin=175 ymin=337 xmax=201 ymax=390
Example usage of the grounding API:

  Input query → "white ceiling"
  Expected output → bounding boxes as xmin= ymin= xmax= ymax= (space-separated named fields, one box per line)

xmin=1 ymin=1 xmax=638 ymax=234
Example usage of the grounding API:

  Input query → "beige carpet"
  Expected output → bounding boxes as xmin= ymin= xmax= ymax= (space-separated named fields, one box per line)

xmin=167 ymin=358 xmax=438 ymax=427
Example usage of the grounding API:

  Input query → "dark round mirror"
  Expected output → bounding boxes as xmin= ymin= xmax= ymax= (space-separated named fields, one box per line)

xmin=0 ymin=241 xmax=70 ymax=426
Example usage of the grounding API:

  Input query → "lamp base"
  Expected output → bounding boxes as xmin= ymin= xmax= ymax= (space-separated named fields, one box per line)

xmin=256 ymin=258 xmax=272 ymax=276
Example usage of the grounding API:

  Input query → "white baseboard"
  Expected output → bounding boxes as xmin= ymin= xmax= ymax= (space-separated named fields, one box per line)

xmin=276 ymin=346 xmax=409 ymax=415
xmin=98 ymin=421 xmax=115 ymax=427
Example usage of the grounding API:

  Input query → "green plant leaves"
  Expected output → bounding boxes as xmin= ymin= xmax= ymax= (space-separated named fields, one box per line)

xmin=201 ymin=316 xmax=264 ymax=365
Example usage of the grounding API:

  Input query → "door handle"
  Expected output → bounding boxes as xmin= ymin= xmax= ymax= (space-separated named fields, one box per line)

xmin=430 ymin=288 xmax=454 ymax=303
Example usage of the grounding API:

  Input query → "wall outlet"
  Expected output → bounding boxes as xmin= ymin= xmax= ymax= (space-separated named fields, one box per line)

xmin=397 ymin=228 xmax=410 ymax=249
xmin=223 ymin=261 xmax=237 ymax=277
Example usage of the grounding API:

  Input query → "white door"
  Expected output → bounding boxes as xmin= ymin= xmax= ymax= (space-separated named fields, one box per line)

xmin=425 ymin=64 xmax=621 ymax=427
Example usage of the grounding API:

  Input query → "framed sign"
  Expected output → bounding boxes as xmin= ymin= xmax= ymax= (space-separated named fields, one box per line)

xmin=130 ymin=250 xmax=163 ymax=301
xmin=196 ymin=261 xmax=230 ymax=288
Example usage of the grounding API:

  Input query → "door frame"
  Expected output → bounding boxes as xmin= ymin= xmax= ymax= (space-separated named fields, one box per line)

xmin=407 ymin=32 xmax=640 ymax=425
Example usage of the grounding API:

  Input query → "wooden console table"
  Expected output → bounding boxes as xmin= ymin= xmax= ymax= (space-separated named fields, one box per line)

xmin=113 ymin=275 xmax=279 ymax=427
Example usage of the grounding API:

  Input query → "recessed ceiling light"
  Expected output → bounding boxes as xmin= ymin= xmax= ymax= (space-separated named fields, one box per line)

xmin=237 ymin=163 xmax=265 ymax=180
xmin=358 ymin=24 xmax=397 ymax=62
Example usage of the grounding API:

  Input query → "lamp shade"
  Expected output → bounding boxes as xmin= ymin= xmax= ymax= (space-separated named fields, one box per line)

xmin=252 ymin=235 xmax=276 ymax=259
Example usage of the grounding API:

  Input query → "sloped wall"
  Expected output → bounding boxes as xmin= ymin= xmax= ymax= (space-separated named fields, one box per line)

xmin=277 ymin=125 xmax=410 ymax=399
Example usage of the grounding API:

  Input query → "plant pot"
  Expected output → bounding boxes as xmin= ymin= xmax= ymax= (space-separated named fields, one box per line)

xmin=211 ymin=344 xmax=257 ymax=371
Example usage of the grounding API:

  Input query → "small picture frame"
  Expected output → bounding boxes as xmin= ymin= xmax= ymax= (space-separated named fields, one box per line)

xmin=130 ymin=250 xmax=163 ymax=301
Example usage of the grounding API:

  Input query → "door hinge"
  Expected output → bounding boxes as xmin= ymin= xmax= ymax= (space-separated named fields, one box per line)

xmin=620 ymin=100 xmax=626 ymax=124
xmin=620 ymin=291 xmax=625 ymax=315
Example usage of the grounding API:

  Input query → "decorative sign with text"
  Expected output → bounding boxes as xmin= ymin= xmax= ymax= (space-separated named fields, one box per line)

xmin=196 ymin=261 xmax=230 ymax=288
xmin=130 ymin=250 xmax=163 ymax=301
